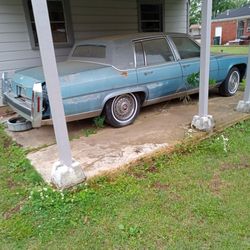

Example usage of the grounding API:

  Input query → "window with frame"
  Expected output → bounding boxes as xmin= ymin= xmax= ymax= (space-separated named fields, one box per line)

xmin=135 ymin=38 xmax=174 ymax=67
xmin=24 ymin=0 xmax=74 ymax=48
xmin=247 ymin=19 xmax=250 ymax=32
xmin=138 ymin=1 xmax=163 ymax=32
xmin=171 ymin=36 xmax=200 ymax=59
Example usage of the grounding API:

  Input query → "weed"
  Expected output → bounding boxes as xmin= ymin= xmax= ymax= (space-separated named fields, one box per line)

xmin=239 ymin=79 xmax=246 ymax=91
xmin=93 ymin=116 xmax=105 ymax=128
xmin=187 ymin=72 xmax=199 ymax=87
xmin=83 ymin=128 xmax=97 ymax=137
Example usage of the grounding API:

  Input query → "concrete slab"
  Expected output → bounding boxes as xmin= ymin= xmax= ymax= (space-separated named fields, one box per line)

xmin=3 ymin=91 xmax=250 ymax=184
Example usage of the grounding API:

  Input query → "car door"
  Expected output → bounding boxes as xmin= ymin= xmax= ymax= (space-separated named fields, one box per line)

xmin=135 ymin=37 xmax=184 ymax=101
xmin=169 ymin=35 xmax=219 ymax=89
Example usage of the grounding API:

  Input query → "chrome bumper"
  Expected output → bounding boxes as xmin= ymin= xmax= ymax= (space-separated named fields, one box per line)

xmin=3 ymin=83 xmax=43 ymax=128
xmin=4 ymin=92 xmax=32 ymax=121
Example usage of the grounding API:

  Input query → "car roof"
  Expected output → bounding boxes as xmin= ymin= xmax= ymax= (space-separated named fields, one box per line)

xmin=69 ymin=33 xmax=190 ymax=70
xmin=75 ymin=32 xmax=189 ymax=46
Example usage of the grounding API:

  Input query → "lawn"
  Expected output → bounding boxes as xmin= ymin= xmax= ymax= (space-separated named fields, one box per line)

xmin=0 ymin=120 xmax=250 ymax=249
xmin=211 ymin=45 xmax=249 ymax=54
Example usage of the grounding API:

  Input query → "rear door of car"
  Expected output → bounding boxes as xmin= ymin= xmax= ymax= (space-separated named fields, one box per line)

xmin=169 ymin=35 xmax=219 ymax=89
xmin=134 ymin=37 xmax=184 ymax=101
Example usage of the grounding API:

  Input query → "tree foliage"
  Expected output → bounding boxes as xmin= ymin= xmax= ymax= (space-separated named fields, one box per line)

xmin=190 ymin=0 xmax=250 ymax=25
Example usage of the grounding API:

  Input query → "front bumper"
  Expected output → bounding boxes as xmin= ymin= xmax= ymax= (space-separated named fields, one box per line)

xmin=4 ymin=92 xmax=32 ymax=121
xmin=4 ymin=90 xmax=42 ymax=128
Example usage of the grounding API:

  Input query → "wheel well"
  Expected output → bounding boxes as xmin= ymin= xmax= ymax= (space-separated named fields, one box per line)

xmin=101 ymin=91 xmax=146 ymax=116
xmin=135 ymin=91 xmax=146 ymax=105
xmin=234 ymin=64 xmax=247 ymax=81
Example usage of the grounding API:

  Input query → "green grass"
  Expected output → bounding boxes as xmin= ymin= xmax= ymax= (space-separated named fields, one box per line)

xmin=211 ymin=45 xmax=249 ymax=54
xmin=0 ymin=121 xmax=250 ymax=249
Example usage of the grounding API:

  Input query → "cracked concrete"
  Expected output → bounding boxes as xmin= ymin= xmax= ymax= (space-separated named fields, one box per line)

xmin=2 ymin=90 xmax=250 ymax=184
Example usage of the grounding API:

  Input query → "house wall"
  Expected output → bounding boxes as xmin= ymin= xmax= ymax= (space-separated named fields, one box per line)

xmin=211 ymin=17 xmax=250 ymax=45
xmin=211 ymin=20 xmax=237 ymax=45
xmin=165 ymin=0 xmax=188 ymax=33
xmin=0 ymin=0 xmax=188 ymax=76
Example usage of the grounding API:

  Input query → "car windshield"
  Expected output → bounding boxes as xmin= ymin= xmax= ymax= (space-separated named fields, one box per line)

xmin=72 ymin=45 xmax=106 ymax=58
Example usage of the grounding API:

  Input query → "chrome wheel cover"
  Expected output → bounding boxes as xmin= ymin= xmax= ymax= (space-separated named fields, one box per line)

xmin=228 ymin=71 xmax=240 ymax=94
xmin=111 ymin=94 xmax=138 ymax=123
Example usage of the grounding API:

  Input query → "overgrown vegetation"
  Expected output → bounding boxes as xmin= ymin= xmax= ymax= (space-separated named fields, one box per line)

xmin=93 ymin=115 xmax=105 ymax=129
xmin=187 ymin=72 xmax=217 ymax=88
xmin=0 ymin=120 xmax=250 ymax=249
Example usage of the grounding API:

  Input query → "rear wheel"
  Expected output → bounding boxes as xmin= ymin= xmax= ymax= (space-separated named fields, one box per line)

xmin=219 ymin=67 xmax=240 ymax=96
xmin=104 ymin=93 xmax=140 ymax=128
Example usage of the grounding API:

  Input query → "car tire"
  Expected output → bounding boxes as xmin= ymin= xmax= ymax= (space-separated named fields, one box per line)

xmin=219 ymin=67 xmax=240 ymax=96
xmin=104 ymin=93 xmax=140 ymax=128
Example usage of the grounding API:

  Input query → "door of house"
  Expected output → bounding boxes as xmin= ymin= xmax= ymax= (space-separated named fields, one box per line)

xmin=215 ymin=27 xmax=222 ymax=45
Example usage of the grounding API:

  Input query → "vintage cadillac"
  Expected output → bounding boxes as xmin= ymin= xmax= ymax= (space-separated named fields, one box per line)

xmin=2 ymin=33 xmax=248 ymax=128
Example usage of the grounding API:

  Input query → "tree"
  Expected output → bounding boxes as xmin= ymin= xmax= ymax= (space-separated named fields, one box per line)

xmin=190 ymin=0 xmax=202 ymax=25
xmin=189 ymin=0 xmax=250 ymax=25
xmin=212 ymin=0 xmax=250 ymax=16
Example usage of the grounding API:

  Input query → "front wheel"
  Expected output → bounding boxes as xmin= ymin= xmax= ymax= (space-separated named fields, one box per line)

xmin=104 ymin=93 xmax=140 ymax=128
xmin=219 ymin=67 xmax=240 ymax=96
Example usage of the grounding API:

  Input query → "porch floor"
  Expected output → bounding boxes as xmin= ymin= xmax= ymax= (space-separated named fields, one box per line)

xmin=3 ymin=90 xmax=250 ymax=184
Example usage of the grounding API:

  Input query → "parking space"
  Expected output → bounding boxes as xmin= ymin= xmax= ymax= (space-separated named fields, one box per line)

xmin=2 ymin=91 xmax=250 ymax=183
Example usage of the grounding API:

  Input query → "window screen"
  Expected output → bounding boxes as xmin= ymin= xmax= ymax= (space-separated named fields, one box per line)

xmin=139 ymin=4 xmax=163 ymax=32
xmin=142 ymin=39 xmax=174 ymax=66
xmin=171 ymin=37 xmax=200 ymax=59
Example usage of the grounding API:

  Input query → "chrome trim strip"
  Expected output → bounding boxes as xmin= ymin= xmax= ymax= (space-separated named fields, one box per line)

xmin=143 ymin=86 xmax=219 ymax=107
xmin=70 ymin=60 xmax=134 ymax=72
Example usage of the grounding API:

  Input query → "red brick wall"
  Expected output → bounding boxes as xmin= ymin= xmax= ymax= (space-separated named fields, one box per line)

xmin=211 ymin=20 xmax=237 ymax=45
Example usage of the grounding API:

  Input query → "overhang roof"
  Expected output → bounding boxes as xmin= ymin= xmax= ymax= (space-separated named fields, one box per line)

xmin=213 ymin=4 xmax=250 ymax=20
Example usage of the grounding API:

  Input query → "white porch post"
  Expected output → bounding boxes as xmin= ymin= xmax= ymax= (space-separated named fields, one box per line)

xmin=236 ymin=46 xmax=250 ymax=112
xmin=191 ymin=0 xmax=215 ymax=131
xmin=31 ymin=0 xmax=85 ymax=188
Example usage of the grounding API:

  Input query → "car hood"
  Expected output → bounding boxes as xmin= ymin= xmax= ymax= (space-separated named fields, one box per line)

xmin=13 ymin=60 xmax=108 ymax=88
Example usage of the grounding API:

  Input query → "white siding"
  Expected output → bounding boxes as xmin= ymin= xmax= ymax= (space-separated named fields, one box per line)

xmin=70 ymin=0 xmax=138 ymax=41
xmin=165 ymin=0 xmax=188 ymax=33
xmin=0 ymin=0 xmax=187 ymax=75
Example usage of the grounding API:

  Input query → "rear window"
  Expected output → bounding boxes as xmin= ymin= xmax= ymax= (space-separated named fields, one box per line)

xmin=72 ymin=45 xmax=106 ymax=58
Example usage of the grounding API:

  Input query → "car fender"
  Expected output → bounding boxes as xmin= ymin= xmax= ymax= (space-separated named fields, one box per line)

xmin=101 ymin=86 xmax=149 ymax=109
xmin=217 ymin=56 xmax=248 ymax=82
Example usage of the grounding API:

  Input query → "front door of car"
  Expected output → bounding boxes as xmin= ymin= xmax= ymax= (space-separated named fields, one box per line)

xmin=170 ymin=36 xmax=219 ymax=89
xmin=135 ymin=38 xmax=184 ymax=100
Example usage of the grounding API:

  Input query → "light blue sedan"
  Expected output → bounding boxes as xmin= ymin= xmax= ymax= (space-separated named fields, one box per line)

xmin=3 ymin=33 xmax=248 ymax=128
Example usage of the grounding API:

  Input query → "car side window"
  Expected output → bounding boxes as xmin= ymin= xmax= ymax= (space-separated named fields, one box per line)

xmin=171 ymin=37 xmax=200 ymax=59
xmin=135 ymin=42 xmax=145 ymax=67
xmin=142 ymin=38 xmax=174 ymax=66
